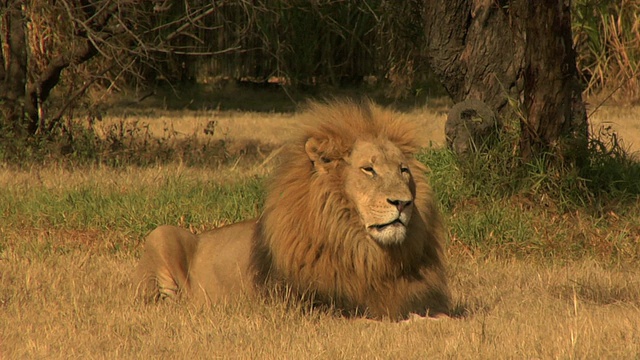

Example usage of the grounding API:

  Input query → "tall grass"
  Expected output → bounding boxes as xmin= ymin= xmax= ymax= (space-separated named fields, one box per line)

xmin=422 ymin=113 xmax=640 ymax=212
xmin=0 ymin=114 xmax=260 ymax=167
xmin=573 ymin=0 xmax=640 ymax=102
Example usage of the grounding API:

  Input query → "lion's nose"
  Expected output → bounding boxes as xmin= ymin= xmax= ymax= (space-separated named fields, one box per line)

xmin=387 ymin=199 xmax=413 ymax=212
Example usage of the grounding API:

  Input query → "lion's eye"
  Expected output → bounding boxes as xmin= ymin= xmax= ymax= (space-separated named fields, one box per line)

xmin=400 ymin=166 xmax=410 ymax=174
xmin=361 ymin=166 xmax=375 ymax=175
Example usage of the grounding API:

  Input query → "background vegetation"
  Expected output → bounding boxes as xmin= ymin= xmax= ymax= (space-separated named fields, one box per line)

xmin=2 ymin=0 xmax=639 ymax=165
xmin=573 ymin=0 xmax=640 ymax=102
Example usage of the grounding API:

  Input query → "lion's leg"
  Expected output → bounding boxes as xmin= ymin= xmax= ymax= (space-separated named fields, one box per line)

xmin=133 ymin=225 xmax=199 ymax=301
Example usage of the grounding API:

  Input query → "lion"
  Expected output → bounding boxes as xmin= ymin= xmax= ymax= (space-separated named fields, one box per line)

xmin=134 ymin=99 xmax=450 ymax=320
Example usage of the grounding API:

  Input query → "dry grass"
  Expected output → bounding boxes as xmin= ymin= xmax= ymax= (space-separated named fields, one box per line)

xmin=2 ymin=233 xmax=640 ymax=359
xmin=0 ymin=162 xmax=271 ymax=192
xmin=98 ymin=104 xmax=449 ymax=153
xmin=589 ymin=104 xmax=640 ymax=156
xmin=574 ymin=0 xmax=640 ymax=103
xmin=98 ymin=102 xmax=639 ymax=158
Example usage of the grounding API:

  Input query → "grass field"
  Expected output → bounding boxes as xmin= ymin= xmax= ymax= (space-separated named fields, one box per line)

xmin=2 ymin=103 xmax=640 ymax=359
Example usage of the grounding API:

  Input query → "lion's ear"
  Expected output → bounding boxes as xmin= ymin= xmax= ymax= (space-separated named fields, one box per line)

xmin=305 ymin=137 xmax=333 ymax=172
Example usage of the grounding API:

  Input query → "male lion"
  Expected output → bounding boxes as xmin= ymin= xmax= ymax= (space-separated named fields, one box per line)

xmin=134 ymin=99 xmax=450 ymax=320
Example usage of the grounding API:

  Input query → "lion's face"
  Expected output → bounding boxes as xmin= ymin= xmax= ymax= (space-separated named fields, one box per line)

xmin=343 ymin=140 xmax=415 ymax=245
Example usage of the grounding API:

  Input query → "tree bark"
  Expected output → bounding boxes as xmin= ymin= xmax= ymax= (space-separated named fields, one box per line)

xmin=422 ymin=0 xmax=525 ymax=120
xmin=520 ymin=0 xmax=587 ymax=162
xmin=421 ymin=0 xmax=587 ymax=163
xmin=0 ymin=1 xmax=116 ymax=136
xmin=0 ymin=0 xmax=29 ymax=134
xmin=1 ymin=0 xmax=225 ymax=139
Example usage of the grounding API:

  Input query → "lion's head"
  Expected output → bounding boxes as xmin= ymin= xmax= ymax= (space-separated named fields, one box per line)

xmin=252 ymin=99 xmax=449 ymax=320
xmin=337 ymin=138 xmax=415 ymax=245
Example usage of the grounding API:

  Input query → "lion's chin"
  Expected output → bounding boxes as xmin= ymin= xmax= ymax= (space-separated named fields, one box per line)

xmin=368 ymin=221 xmax=407 ymax=245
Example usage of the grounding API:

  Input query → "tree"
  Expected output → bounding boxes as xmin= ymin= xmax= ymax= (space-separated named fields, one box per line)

xmin=0 ymin=0 xmax=28 ymax=134
xmin=521 ymin=1 xmax=587 ymax=163
xmin=0 ymin=0 xmax=227 ymax=139
xmin=421 ymin=0 xmax=587 ymax=164
xmin=1 ymin=0 xmax=590 ymax=167
xmin=1 ymin=0 xmax=120 ymax=136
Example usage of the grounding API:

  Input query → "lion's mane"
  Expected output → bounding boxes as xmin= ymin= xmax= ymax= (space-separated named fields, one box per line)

xmin=251 ymin=99 xmax=450 ymax=320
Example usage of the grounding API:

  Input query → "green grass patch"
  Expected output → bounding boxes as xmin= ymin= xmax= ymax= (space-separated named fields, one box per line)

xmin=417 ymin=128 xmax=640 ymax=261
xmin=420 ymin=116 xmax=640 ymax=210
xmin=0 ymin=173 xmax=265 ymax=239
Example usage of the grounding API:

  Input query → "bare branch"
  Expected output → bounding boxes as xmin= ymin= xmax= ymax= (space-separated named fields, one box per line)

xmin=165 ymin=3 xmax=219 ymax=42
xmin=168 ymin=47 xmax=243 ymax=56
xmin=48 ymin=65 xmax=114 ymax=130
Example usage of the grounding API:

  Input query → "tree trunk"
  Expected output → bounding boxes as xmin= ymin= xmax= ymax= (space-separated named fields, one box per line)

xmin=421 ymin=0 xmax=587 ymax=163
xmin=422 ymin=0 xmax=525 ymax=120
xmin=0 ymin=1 xmax=113 ymax=137
xmin=0 ymin=0 xmax=29 ymax=134
xmin=520 ymin=0 xmax=587 ymax=163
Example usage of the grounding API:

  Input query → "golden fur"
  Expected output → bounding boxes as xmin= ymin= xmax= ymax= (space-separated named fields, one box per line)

xmin=134 ymin=99 xmax=450 ymax=320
